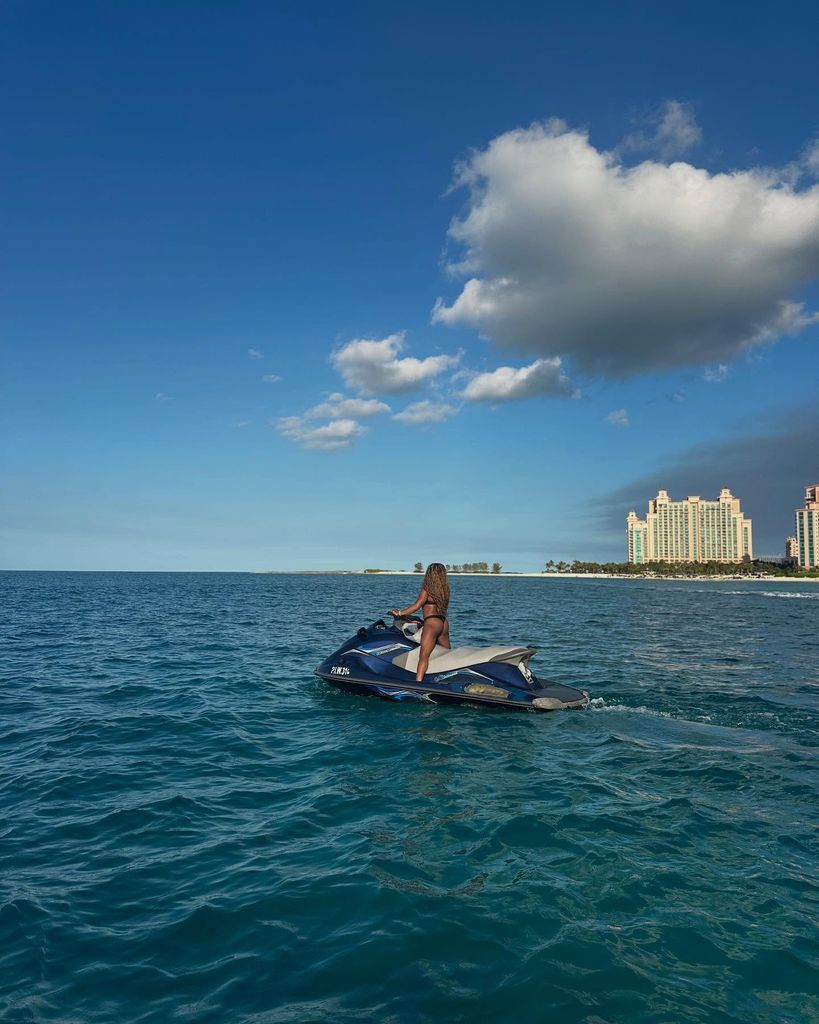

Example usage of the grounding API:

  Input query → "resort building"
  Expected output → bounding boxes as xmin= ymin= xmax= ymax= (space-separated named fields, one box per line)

xmin=794 ymin=486 xmax=819 ymax=569
xmin=785 ymin=536 xmax=799 ymax=563
xmin=627 ymin=488 xmax=753 ymax=564
xmin=626 ymin=511 xmax=649 ymax=563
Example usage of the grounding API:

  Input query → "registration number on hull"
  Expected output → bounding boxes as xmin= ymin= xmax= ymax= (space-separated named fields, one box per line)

xmin=330 ymin=665 xmax=350 ymax=676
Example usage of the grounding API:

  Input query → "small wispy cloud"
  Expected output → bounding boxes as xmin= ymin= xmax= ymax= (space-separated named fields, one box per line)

xmin=620 ymin=99 xmax=702 ymax=159
xmin=262 ymin=374 xmax=281 ymax=383
xmin=305 ymin=393 xmax=390 ymax=419
xmin=232 ymin=420 xmax=251 ymax=428
xmin=460 ymin=357 xmax=576 ymax=402
xmin=703 ymin=364 xmax=728 ymax=383
xmin=803 ymin=137 xmax=819 ymax=177
xmin=332 ymin=332 xmax=460 ymax=394
xmin=277 ymin=415 xmax=365 ymax=450
xmin=606 ymin=408 xmax=629 ymax=427
xmin=248 ymin=348 xmax=264 ymax=360
xmin=276 ymin=393 xmax=389 ymax=451
xmin=393 ymin=400 xmax=457 ymax=425
xmin=155 ymin=392 xmax=172 ymax=402
xmin=745 ymin=299 xmax=819 ymax=345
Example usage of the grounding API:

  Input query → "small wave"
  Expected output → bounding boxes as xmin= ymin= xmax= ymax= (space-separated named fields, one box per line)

xmin=717 ymin=589 xmax=819 ymax=599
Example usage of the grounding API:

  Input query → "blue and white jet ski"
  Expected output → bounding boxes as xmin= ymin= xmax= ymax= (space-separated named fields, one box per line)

xmin=314 ymin=615 xmax=589 ymax=712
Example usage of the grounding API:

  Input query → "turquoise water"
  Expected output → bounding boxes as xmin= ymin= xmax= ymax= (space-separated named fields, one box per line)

xmin=2 ymin=571 xmax=818 ymax=1023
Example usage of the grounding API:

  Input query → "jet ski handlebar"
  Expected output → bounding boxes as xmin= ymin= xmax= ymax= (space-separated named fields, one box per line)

xmin=389 ymin=612 xmax=422 ymax=624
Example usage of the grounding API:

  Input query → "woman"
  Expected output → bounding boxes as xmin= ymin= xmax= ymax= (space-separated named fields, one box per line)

xmin=390 ymin=563 xmax=451 ymax=683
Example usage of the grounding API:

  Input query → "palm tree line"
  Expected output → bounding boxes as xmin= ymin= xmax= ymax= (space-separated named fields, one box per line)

xmin=543 ymin=559 xmax=817 ymax=577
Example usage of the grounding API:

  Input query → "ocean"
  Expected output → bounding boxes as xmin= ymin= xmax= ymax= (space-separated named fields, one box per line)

xmin=1 ymin=571 xmax=817 ymax=1023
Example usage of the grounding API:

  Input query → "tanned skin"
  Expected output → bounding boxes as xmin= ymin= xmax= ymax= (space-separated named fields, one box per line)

xmin=390 ymin=587 xmax=451 ymax=682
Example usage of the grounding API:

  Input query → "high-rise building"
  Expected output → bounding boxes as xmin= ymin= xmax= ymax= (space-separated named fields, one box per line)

xmin=794 ymin=486 xmax=819 ymax=569
xmin=626 ymin=488 xmax=753 ymax=564
xmin=626 ymin=511 xmax=649 ymax=564
xmin=785 ymin=536 xmax=799 ymax=563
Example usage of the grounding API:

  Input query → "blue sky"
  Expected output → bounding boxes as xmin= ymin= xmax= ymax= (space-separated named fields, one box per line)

xmin=2 ymin=0 xmax=818 ymax=570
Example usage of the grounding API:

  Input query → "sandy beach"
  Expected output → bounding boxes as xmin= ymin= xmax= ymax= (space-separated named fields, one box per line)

xmin=257 ymin=569 xmax=819 ymax=582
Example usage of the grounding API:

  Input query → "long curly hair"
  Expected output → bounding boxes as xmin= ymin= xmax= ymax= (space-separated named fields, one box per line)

xmin=423 ymin=562 xmax=449 ymax=614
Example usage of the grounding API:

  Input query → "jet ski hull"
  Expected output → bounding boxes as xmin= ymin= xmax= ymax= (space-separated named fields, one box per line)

xmin=314 ymin=619 xmax=589 ymax=712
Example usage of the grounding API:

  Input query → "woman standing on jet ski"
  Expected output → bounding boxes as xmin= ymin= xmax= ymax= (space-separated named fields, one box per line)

xmin=390 ymin=562 xmax=451 ymax=683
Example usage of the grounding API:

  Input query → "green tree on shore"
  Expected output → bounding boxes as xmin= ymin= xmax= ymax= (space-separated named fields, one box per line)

xmin=441 ymin=561 xmax=505 ymax=573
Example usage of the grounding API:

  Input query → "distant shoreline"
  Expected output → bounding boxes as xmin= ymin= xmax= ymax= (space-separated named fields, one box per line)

xmin=254 ymin=570 xmax=819 ymax=582
xmin=2 ymin=568 xmax=815 ymax=581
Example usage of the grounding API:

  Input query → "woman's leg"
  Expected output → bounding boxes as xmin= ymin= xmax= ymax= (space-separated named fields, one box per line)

xmin=440 ymin=620 xmax=451 ymax=649
xmin=416 ymin=619 xmax=444 ymax=682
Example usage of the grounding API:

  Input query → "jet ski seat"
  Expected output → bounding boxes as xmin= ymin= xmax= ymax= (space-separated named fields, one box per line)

xmin=393 ymin=644 xmax=535 ymax=674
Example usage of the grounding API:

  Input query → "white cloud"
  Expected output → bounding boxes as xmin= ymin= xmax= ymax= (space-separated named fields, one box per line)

xmin=277 ymin=416 xmax=365 ymax=450
xmin=606 ymin=408 xmax=629 ymax=427
xmin=620 ymin=100 xmax=701 ymax=158
xmin=155 ymin=392 xmax=172 ymax=401
xmin=262 ymin=374 xmax=281 ymax=383
xmin=305 ymin=392 xmax=390 ymax=419
xmin=276 ymin=387 xmax=390 ymax=449
xmin=248 ymin=348 xmax=264 ymax=360
xmin=332 ymin=332 xmax=460 ymax=394
xmin=461 ymin=357 xmax=575 ymax=401
xmin=393 ymin=400 xmax=457 ymax=424
xmin=802 ymin=138 xmax=819 ymax=177
xmin=745 ymin=298 xmax=819 ymax=345
xmin=233 ymin=420 xmax=251 ymax=428
xmin=433 ymin=119 xmax=819 ymax=378
xmin=276 ymin=395 xmax=389 ymax=453
xmin=703 ymin=363 xmax=728 ymax=383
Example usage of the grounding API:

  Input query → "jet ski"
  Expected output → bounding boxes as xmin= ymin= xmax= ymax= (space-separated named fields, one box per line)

xmin=314 ymin=615 xmax=589 ymax=712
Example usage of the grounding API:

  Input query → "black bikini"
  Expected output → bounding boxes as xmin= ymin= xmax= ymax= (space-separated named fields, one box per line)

xmin=423 ymin=601 xmax=447 ymax=624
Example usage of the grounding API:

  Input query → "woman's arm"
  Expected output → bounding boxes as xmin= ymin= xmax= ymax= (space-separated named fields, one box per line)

xmin=390 ymin=589 xmax=428 ymax=617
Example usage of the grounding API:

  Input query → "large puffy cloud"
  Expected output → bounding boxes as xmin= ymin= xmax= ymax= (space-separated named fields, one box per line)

xmin=461 ymin=357 xmax=575 ymax=401
xmin=332 ymin=332 xmax=460 ymax=394
xmin=433 ymin=119 xmax=819 ymax=377
xmin=277 ymin=416 xmax=365 ymax=450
